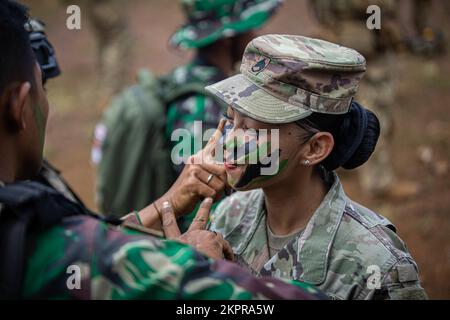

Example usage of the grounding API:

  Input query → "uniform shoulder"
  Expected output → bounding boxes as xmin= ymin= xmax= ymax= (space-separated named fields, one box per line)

xmin=211 ymin=189 xmax=264 ymax=236
xmin=328 ymin=200 xmax=426 ymax=299
xmin=335 ymin=200 xmax=410 ymax=263
xmin=334 ymin=201 xmax=414 ymax=272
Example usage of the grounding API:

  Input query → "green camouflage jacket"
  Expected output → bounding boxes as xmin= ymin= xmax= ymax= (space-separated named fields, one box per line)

xmin=165 ymin=55 xmax=227 ymax=173
xmin=210 ymin=174 xmax=428 ymax=300
xmin=94 ymin=55 xmax=227 ymax=218
xmin=21 ymin=213 xmax=324 ymax=299
xmin=164 ymin=56 xmax=228 ymax=231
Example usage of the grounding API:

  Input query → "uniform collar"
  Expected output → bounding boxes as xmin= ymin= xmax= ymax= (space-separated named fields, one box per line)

xmin=235 ymin=173 xmax=347 ymax=284
xmin=296 ymin=173 xmax=347 ymax=284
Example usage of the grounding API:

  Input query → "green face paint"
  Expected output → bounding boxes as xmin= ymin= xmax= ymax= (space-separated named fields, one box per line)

xmin=31 ymin=103 xmax=47 ymax=150
xmin=222 ymin=123 xmax=287 ymax=190
xmin=224 ymin=138 xmax=271 ymax=166
xmin=233 ymin=157 xmax=288 ymax=190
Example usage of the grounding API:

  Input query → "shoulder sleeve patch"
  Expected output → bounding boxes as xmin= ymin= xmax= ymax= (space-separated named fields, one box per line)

xmin=397 ymin=264 xmax=419 ymax=283
xmin=387 ymin=286 xmax=428 ymax=300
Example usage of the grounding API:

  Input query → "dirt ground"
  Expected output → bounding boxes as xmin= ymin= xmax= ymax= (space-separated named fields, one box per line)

xmin=23 ymin=0 xmax=450 ymax=299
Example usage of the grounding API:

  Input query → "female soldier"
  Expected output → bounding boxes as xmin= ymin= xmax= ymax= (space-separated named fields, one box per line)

xmin=205 ymin=34 xmax=427 ymax=300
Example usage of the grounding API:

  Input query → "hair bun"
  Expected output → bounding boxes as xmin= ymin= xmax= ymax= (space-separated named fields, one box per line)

xmin=342 ymin=107 xmax=380 ymax=169
xmin=321 ymin=102 xmax=380 ymax=171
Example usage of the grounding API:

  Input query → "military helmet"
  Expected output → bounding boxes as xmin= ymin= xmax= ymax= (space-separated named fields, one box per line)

xmin=170 ymin=0 xmax=282 ymax=49
xmin=24 ymin=18 xmax=61 ymax=81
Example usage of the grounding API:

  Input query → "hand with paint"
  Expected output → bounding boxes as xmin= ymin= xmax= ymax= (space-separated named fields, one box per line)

xmin=158 ymin=119 xmax=229 ymax=217
xmin=161 ymin=198 xmax=235 ymax=261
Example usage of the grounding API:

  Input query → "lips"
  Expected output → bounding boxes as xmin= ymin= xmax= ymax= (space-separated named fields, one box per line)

xmin=224 ymin=162 xmax=238 ymax=170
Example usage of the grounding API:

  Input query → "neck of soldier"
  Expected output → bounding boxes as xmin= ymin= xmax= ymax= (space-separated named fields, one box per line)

xmin=263 ymin=166 xmax=327 ymax=236
xmin=197 ymin=42 xmax=235 ymax=76
xmin=0 ymin=139 xmax=20 ymax=183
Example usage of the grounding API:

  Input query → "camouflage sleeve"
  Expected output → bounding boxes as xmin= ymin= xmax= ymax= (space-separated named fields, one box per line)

xmin=210 ymin=196 xmax=233 ymax=235
xmin=210 ymin=191 xmax=257 ymax=237
xmin=121 ymin=210 xmax=143 ymax=225
xmin=375 ymin=260 xmax=428 ymax=300
xmin=23 ymin=216 xmax=324 ymax=300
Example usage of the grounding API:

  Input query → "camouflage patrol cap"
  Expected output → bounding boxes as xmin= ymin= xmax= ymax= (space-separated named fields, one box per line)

xmin=170 ymin=0 xmax=282 ymax=49
xmin=205 ymin=34 xmax=367 ymax=123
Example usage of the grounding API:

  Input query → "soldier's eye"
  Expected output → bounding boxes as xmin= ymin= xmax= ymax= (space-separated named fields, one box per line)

xmin=222 ymin=113 xmax=233 ymax=123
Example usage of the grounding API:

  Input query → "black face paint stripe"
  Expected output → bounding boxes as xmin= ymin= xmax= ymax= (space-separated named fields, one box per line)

xmin=234 ymin=149 xmax=282 ymax=189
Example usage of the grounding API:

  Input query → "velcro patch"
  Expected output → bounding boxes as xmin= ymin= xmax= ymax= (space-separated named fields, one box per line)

xmin=397 ymin=264 xmax=419 ymax=283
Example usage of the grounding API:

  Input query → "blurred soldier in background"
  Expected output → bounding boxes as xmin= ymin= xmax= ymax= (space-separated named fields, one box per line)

xmin=398 ymin=0 xmax=447 ymax=56
xmin=309 ymin=0 xmax=414 ymax=197
xmin=61 ymin=0 xmax=131 ymax=106
xmin=94 ymin=0 xmax=282 ymax=222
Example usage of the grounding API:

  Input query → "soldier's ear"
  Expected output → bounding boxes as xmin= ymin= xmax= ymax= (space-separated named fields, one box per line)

xmin=15 ymin=82 xmax=32 ymax=131
xmin=302 ymin=132 xmax=334 ymax=166
xmin=1 ymin=81 xmax=32 ymax=131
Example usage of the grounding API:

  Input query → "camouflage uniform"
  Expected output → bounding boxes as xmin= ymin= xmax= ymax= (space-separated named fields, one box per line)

xmin=166 ymin=0 xmax=283 ymax=157
xmin=205 ymin=35 xmax=427 ymax=300
xmin=36 ymin=160 xmax=84 ymax=206
xmin=1 ymin=16 xmax=325 ymax=300
xmin=211 ymin=174 xmax=427 ymax=300
xmin=0 ymin=181 xmax=324 ymax=300
xmin=164 ymin=55 xmax=227 ymax=174
xmin=310 ymin=0 xmax=400 ymax=194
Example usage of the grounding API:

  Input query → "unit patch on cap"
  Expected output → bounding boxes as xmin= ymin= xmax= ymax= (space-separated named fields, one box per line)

xmin=251 ymin=56 xmax=271 ymax=74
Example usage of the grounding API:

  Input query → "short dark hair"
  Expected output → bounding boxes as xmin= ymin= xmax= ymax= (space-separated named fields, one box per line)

xmin=0 ymin=0 xmax=35 ymax=97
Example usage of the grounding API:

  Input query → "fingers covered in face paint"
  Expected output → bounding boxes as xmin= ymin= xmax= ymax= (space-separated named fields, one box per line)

xmin=161 ymin=199 xmax=234 ymax=261
xmin=161 ymin=201 xmax=181 ymax=239
xmin=188 ymin=197 xmax=213 ymax=231
xmin=204 ymin=118 xmax=226 ymax=157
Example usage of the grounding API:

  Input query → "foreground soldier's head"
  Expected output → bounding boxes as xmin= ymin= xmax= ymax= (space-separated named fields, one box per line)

xmin=0 ymin=0 xmax=50 ymax=183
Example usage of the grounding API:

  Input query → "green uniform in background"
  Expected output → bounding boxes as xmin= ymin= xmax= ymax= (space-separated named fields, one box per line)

xmin=94 ymin=0 xmax=281 ymax=224
xmin=164 ymin=56 xmax=227 ymax=174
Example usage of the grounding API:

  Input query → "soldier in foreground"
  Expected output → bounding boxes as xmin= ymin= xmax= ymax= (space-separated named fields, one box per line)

xmin=0 ymin=0 xmax=324 ymax=300
xmin=25 ymin=18 xmax=86 ymax=206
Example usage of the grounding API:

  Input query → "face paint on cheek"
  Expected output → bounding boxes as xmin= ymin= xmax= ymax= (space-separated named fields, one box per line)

xmin=31 ymin=103 xmax=47 ymax=148
xmin=223 ymin=127 xmax=268 ymax=165
xmin=233 ymin=151 xmax=288 ymax=190
xmin=221 ymin=123 xmax=287 ymax=189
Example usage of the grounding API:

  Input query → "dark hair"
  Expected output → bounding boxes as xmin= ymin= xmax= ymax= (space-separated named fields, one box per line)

xmin=296 ymin=101 xmax=380 ymax=171
xmin=0 ymin=0 xmax=35 ymax=97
